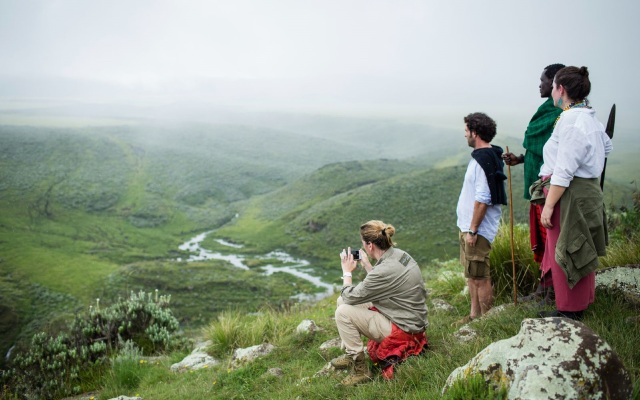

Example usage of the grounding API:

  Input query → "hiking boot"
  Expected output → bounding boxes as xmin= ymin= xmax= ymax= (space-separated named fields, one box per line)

xmin=340 ymin=353 xmax=372 ymax=386
xmin=330 ymin=354 xmax=353 ymax=370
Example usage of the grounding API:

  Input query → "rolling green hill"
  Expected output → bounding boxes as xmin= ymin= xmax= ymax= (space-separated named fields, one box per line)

xmin=0 ymin=118 xmax=636 ymax=374
xmin=0 ymin=120 xmax=467 ymax=366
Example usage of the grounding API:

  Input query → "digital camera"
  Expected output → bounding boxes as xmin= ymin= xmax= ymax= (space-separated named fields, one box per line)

xmin=350 ymin=249 xmax=361 ymax=260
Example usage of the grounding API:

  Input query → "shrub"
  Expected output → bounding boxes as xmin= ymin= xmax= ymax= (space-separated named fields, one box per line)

xmin=603 ymin=187 xmax=640 ymax=267
xmin=204 ymin=307 xmax=296 ymax=358
xmin=105 ymin=340 xmax=145 ymax=392
xmin=1 ymin=290 xmax=180 ymax=399
xmin=607 ymin=186 xmax=640 ymax=242
xmin=490 ymin=223 xmax=539 ymax=300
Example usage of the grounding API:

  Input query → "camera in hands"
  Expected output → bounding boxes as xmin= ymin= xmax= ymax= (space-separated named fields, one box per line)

xmin=351 ymin=249 xmax=361 ymax=260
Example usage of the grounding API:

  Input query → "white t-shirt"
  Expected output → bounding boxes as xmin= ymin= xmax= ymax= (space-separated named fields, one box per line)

xmin=456 ymin=159 xmax=502 ymax=243
xmin=539 ymin=107 xmax=613 ymax=187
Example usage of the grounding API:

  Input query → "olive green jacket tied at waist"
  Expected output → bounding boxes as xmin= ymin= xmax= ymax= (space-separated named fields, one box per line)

xmin=530 ymin=177 xmax=608 ymax=288
xmin=341 ymin=247 xmax=428 ymax=333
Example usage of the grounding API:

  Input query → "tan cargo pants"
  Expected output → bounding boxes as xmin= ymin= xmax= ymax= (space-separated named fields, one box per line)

xmin=335 ymin=296 xmax=392 ymax=358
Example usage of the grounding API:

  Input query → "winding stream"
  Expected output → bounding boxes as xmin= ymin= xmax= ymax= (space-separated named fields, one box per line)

xmin=177 ymin=231 xmax=335 ymax=301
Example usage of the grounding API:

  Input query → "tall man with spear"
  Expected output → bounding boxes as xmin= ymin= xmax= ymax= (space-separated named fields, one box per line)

xmin=502 ymin=63 xmax=565 ymax=304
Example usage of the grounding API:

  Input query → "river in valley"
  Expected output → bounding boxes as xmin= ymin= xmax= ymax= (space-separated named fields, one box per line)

xmin=176 ymin=231 xmax=335 ymax=301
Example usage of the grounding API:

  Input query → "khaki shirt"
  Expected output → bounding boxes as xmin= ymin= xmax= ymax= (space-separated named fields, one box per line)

xmin=341 ymin=247 xmax=428 ymax=333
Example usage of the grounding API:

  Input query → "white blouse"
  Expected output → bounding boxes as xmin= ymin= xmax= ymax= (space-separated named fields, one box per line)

xmin=539 ymin=107 xmax=613 ymax=187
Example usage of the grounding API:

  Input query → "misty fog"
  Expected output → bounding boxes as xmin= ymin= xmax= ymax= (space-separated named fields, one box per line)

xmin=1 ymin=0 xmax=638 ymax=141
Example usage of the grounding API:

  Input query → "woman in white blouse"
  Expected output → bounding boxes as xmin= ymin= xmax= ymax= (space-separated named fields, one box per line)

xmin=536 ymin=66 xmax=612 ymax=320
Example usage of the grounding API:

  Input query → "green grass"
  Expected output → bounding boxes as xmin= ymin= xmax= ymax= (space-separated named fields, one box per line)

xmin=489 ymin=223 xmax=539 ymax=300
xmin=1 ymin=120 xmax=639 ymax=397
xmin=64 ymin=269 xmax=637 ymax=399
xmin=103 ymin=260 xmax=324 ymax=328
xmin=87 ymin=220 xmax=638 ymax=399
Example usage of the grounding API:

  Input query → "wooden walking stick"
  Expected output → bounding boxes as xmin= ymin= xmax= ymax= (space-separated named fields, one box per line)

xmin=506 ymin=146 xmax=517 ymax=304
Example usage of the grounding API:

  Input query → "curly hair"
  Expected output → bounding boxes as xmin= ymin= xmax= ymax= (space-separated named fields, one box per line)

xmin=554 ymin=66 xmax=591 ymax=101
xmin=360 ymin=220 xmax=396 ymax=250
xmin=544 ymin=63 xmax=565 ymax=80
xmin=463 ymin=112 xmax=497 ymax=143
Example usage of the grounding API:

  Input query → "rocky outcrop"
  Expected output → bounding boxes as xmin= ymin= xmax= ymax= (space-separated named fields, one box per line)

xmin=170 ymin=340 xmax=219 ymax=372
xmin=108 ymin=397 xmax=143 ymax=400
xmin=319 ymin=337 xmax=342 ymax=352
xmin=431 ymin=298 xmax=456 ymax=313
xmin=230 ymin=343 xmax=276 ymax=369
xmin=596 ymin=265 xmax=640 ymax=305
xmin=296 ymin=319 xmax=321 ymax=334
xmin=444 ymin=317 xmax=632 ymax=399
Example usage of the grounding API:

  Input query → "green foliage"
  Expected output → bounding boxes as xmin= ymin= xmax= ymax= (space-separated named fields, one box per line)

xmin=603 ymin=186 xmax=640 ymax=268
xmin=607 ymin=185 xmax=640 ymax=240
xmin=1 ymin=119 xmax=639 ymax=398
xmin=114 ymin=281 xmax=637 ymax=399
xmin=104 ymin=260 xmax=324 ymax=328
xmin=204 ymin=307 xmax=298 ymax=358
xmin=1 ymin=290 xmax=180 ymax=399
xmin=75 ymin=290 xmax=179 ymax=353
xmin=489 ymin=223 xmax=539 ymax=300
xmin=442 ymin=373 xmax=508 ymax=400
xmin=112 ymin=341 xmax=145 ymax=390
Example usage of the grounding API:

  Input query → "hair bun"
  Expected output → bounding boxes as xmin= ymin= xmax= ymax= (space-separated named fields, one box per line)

xmin=579 ymin=66 xmax=589 ymax=77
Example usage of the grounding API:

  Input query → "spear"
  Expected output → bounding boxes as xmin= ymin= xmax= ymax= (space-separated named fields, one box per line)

xmin=506 ymin=146 xmax=517 ymax=304
xmin=600 ymin=104 xmax=616 ymax=191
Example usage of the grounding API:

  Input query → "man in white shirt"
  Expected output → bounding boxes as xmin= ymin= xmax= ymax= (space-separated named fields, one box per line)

xmin=454 ymin=112 xmax=507 ymax=326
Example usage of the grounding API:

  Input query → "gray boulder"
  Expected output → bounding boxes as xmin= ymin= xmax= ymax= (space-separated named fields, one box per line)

xmin=318 ymin=337 xmax=342 ymax=352
xmin=296 ymin=319 xmax=320 ymax=334
xmin=431 ymin=298 xmax=456 ymax=313
xmin=444 ymin=317 xmax=632 ymax=399
xmin=230 ymin=343 xmax=275 ymax=369
xmin=596 ymin=265 xmax=640 ymax=304
xmin=170 ymin=340 xmax=219 ymax=372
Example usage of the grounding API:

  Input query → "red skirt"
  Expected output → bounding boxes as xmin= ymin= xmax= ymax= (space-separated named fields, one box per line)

xmin=542 ymin=198 xmax=595 ymax=311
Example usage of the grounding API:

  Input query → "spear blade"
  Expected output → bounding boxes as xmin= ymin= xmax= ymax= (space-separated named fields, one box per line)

xmin=605 ymin=104 xmax=616 ymax=139
xmin=600 ymin=103 xmax=616 ymax=191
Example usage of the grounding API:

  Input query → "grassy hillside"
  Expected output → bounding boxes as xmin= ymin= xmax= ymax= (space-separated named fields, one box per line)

xmin=1 ymin=115 xmax=637 ymax=390
xmin=99 ymin=271 xmax=638 ymax=400
xmin=0 ymin=119 xmax=468 ymax=367
xmin=213 ymin=160 xmax=632 ymax=279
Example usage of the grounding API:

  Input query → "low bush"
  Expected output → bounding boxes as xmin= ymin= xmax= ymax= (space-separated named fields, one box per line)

xmin=1 ymin=290 xmax=181 ymax=400
xmin=204 ymin=307 xmax=296 ymax=358
xmin=490 ymin=223 xmax=539 ymax=301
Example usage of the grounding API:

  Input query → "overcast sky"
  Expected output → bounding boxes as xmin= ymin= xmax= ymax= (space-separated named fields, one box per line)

xmin=0 ymin=0 xmax=638 ymax=135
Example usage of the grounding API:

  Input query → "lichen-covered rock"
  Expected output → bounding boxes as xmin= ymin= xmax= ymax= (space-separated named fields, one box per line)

xmin=170 ymin=340 xmax=219 ymax=372
xmin=230 ymin=343 xmax=275 ymax=369
xmin=444 ymin=318 xmax=632 ymax=399
xmin=596 ymin=265 xmax=640 ymax=305
xmin=483 ymin=303 xmax=512 ymax=317
xmin=296 ymin=319 xmax=320 ymax=334
xmin=453 ymin=324 xmax=478 ymax=343
xmin=265 ymin=367 xmax=284 ymax=377
xmin=431 ymin=298 xmax=456 ymax=313
xmin=318 ymin=337 xmax=342 ymax=352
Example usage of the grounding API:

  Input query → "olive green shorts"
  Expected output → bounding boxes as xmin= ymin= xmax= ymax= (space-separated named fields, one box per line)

xmin=459 ymin=231 xmax=492 ymax=279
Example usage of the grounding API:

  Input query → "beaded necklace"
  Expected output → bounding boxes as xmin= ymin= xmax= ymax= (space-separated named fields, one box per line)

xmin=554 ymin=99 xmax=591 ymax=127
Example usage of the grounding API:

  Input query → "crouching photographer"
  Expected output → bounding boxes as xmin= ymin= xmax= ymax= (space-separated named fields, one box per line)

xmin=332 ymin=220 xmax=429 ymax=385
